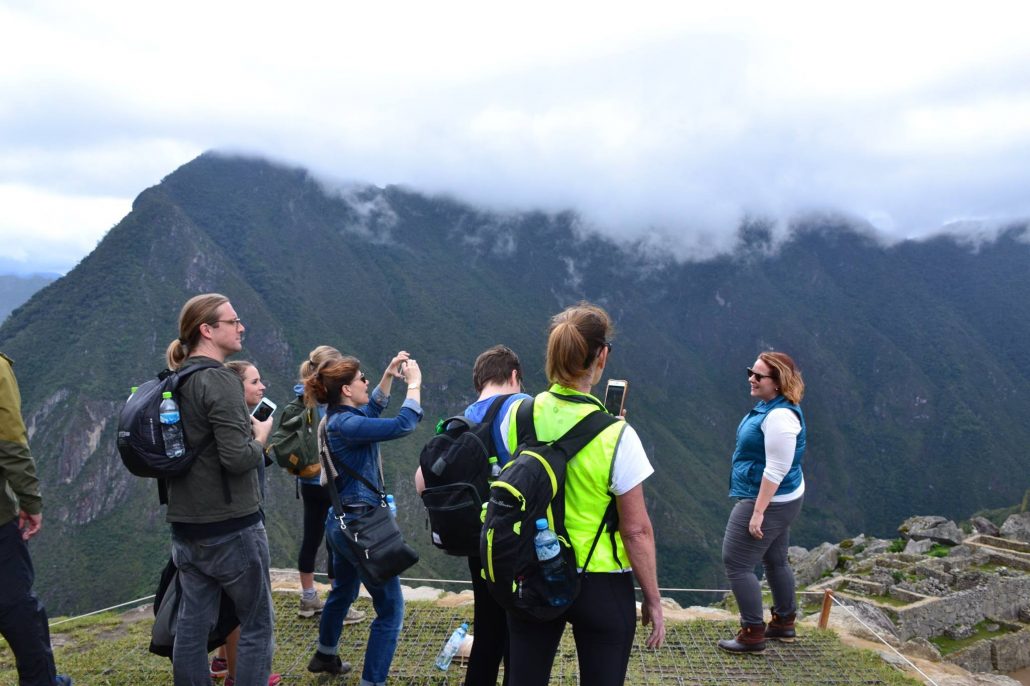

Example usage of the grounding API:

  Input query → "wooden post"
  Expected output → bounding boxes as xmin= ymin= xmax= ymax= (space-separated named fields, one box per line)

xmin=817 ymin=589 xmax=833 ymax=629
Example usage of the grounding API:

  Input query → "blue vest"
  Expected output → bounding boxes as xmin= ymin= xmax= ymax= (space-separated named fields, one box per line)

xmin=729 ymin=395 xmax=806 ymax=499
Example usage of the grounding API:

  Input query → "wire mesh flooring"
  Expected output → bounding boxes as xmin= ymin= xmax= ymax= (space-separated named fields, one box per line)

xmin=1 ymin=591 xmax=919 ymax=685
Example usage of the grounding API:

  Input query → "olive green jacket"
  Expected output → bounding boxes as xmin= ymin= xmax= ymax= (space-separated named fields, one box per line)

xmin=0 ymin=352 xmax=42 ymax=528
xmin=165 ymin=356 xmax=265 ymax=526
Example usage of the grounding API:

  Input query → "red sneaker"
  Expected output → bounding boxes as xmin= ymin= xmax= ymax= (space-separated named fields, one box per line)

xmin=210 ymin=656 xmax=228 ymax=678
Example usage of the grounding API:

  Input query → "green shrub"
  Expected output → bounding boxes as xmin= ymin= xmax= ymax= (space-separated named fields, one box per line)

xmin=888 ymin=539 xmax=906 ymax=553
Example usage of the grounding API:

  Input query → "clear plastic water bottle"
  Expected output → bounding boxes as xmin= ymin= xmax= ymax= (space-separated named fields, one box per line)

xmin=434 ymin=622 xmax=468 ymax=671
xmin=386 ymin=494 xmax=397 ymax=517
xmin=534 ymin=518 xmax=572 ymax=607
xmin=488 ymin=456 xmax=501 ymax=482
xmin=159 ymin=391 xmax=186 ymax=459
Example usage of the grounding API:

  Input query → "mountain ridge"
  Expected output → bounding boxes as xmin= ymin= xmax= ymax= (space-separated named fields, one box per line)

xmin=1 ymin=152 xmax=1027 ymax=614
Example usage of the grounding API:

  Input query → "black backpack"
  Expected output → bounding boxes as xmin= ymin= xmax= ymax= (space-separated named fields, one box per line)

xmin=149 ymin=557 xmax=238 ymax=659
xmin=269 ymin=395 xmax=321 ymax=479
xmin=117 ymin=361 xmax=221 ymax=503
xmin=419 ymin=394 xmax=513 ymax=556
xmin=480 ymin=396 xmax=619 ymax=622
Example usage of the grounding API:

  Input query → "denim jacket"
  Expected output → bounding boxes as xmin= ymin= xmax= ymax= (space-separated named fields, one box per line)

xmin=325 ymin=386 xmax=423 ymax=507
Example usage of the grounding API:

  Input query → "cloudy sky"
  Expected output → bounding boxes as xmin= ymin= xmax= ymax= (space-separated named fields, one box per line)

xmin=2 ymin=1 xmax=1029 ymax=273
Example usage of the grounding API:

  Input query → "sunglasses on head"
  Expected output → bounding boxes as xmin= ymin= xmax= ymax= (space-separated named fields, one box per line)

xmin=747 ymin=367 xmax=776 ymax=382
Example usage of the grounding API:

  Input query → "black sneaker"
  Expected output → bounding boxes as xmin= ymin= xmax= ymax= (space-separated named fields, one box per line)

xmin=307 ymin=651 xmax=352 ymax=675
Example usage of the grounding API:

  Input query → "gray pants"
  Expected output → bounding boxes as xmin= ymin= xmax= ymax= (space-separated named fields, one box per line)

xmin=722 ymin=497 xmax=803 ymax=625
xmin=171 ymin=521 xmax=275 ymax=686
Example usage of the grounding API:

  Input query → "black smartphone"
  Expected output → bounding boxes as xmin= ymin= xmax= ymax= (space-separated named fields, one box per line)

xmin=251 ymin=397 xmax=277 ymax=422
xmin=604 ymin=379 xmax=628 ymax=416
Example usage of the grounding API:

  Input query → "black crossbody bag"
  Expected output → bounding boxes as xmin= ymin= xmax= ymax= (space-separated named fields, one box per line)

xmin=318 ymin=418 xmax=418 ymax=585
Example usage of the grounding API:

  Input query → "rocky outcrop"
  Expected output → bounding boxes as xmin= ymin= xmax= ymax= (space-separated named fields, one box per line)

xmin=899 ymin=515 xmax=965 ymax=545
xmin=971 ymin=516 xmax=1001 ymax=537
xmin=793 ymin=541 xmax=839 ymax=586
xmin=1001 ymin=512 xmax=1030 ymax=543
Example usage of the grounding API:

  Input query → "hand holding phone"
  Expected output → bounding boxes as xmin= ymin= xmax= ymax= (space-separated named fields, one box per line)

xmin=251 ymin=397 xmax=277 ymax=422
xmin=604 ymin=379 xmax=628 ymax=416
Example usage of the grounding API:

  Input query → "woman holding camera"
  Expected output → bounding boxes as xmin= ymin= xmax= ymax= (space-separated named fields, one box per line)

xmin=304 ymin=351 xmax=423 ymax=683
xmin=718 ymin=351 xmax=806 ymax=653
xmin=499 ymin=302 xmax=665 ymax=686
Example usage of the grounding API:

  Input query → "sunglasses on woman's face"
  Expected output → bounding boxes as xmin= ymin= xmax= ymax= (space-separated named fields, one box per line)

xmin=747 ymin=368 xmax=775 ymax=382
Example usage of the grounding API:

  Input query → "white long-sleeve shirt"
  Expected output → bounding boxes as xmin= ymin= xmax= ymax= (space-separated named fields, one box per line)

xmin=761 ymin=407 xmax=805 ymax=502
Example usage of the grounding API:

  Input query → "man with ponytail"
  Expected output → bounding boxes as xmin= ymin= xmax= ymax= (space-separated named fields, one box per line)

xmin=164 ymin=294 xmax=276 ymax=686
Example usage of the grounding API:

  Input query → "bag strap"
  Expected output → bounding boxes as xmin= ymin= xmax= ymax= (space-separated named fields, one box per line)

xmin=515 ymin=397 xmax=538 ymax=446
xmin=580 ymin=496 xmax=618 ymax=574
xmin=317 ymin=417 xmax=386 ymax=500
xmin=481 ymin=392 xmax=514 ymax=425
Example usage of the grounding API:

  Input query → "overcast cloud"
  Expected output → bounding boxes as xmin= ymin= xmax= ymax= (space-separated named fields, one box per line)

xmin=2 ymin=1 xmax=1029 ymax=273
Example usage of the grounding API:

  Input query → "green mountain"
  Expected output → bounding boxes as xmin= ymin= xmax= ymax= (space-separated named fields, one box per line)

xmin=0 ymin=274 xmax=55 ymax=323
xmin=1 ymin=152 xmax=1027 ymax=615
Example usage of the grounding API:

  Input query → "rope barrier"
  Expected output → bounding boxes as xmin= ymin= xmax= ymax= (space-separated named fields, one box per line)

xmin=38 ymin=573 xmax=841 ymax=630
xmin=47 ymin=595 xmax=155 ymax=628
xmin=826 ymin=592 xmax=939 ymax=686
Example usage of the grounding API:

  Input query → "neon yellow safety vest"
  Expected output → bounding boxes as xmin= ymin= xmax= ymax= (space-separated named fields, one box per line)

xmin=506 ymin=385 xmax=630 ymax=572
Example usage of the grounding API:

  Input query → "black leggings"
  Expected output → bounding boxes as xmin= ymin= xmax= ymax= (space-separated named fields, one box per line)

xmin=507 ymin=572 xmax=637 ymax=686
xmin=298 ymin=481 xmax=334 ymax=578
xmin=465 ymin=556 xmax=509 ymax=686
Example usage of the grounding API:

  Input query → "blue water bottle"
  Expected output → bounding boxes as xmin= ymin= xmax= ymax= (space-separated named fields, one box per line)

xmin=534 ymin=518 xmax=572 ymax=607
xmin=386 ymin=494 xmax=397 ymax=517
xmin=434 ymin=622 xmax=468 ymax=670
xmin=159 ymin=391 xmax=186 ymax=459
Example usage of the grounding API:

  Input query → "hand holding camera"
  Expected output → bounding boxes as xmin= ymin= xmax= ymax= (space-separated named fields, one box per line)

xmin=403 ymin=359 xmax=422 ymax=388
xmin=389 ymin=350 xmax=411 ymax=379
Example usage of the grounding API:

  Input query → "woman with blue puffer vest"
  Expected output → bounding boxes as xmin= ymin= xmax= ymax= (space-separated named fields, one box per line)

xmin=718 ymin=351 xmax=807 ymax=654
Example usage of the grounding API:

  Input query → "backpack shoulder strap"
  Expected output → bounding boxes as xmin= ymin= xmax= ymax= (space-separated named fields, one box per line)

xmin=318 ymin=417 xmax=385 ymax=498
xmin=515 ymin=397 xmax=537 ymax=446
xmin=551 ymin=410 xmax=618 ymax=459
xmin=481 ymin=393 xmax=514 ymax=425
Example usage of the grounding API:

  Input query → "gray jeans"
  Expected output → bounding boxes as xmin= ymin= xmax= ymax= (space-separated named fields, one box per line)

xmin=721 ymin=497 xmax=803 ymax=625
xmin=171 ymin=521 xmax=274 ymax=686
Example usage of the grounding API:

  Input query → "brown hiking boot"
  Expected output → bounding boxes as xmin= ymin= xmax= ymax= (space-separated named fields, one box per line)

xmin=766 ymin=610 xmax=796 ymax=642
xmin=717 ymin=623 xmax=767 ymax=653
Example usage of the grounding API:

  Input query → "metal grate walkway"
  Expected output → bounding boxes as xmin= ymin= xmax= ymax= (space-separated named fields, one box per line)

xmin=1 ymin=591 xmax=919 ymax=685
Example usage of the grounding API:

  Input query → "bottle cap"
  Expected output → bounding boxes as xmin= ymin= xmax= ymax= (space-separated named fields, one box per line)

xmin=535 ymin=518 xmax=548 ymax=530
xmin=130 ymin=386 xmax=138 ymax=393
xmin=488 ymin=456 xmax=498 ymax=463
xmin=162 ymin=391 xmax=173 ymax=399
xmin=461 ymin=622 xmax=469 ymax=630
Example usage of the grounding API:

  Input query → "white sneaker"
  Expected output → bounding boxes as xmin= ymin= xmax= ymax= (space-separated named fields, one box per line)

xmin=344 ymin=607 xmax=366 ymax=624
xmin=298 ymin=593 xmax=324 ymax=618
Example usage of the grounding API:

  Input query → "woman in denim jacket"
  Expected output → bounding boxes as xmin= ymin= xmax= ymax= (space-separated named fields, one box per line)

xmin=303 ymin=351 xmax=423 ymax=685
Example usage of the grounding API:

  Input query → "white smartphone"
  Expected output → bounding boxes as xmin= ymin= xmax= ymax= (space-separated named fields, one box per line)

xmin=251 ymin=397 xmax=277 ymax=422
xmin=604 ymin=379 xmax=628 ymax=416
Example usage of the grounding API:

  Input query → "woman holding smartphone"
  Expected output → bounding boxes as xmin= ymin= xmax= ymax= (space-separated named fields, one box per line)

xmin=498 ymin=302 xmax=665 ymax=686
xmin=215 ymin=360 xmax=281 ymax=686
xmin=304 ymin=351 xmax=423 ymax=682
xmin=718 ymin=351 xmax=806 ymax=654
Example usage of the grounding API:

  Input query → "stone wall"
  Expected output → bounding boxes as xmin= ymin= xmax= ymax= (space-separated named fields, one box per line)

xmin=895 ymin=576 xmax=1030 ymax=641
